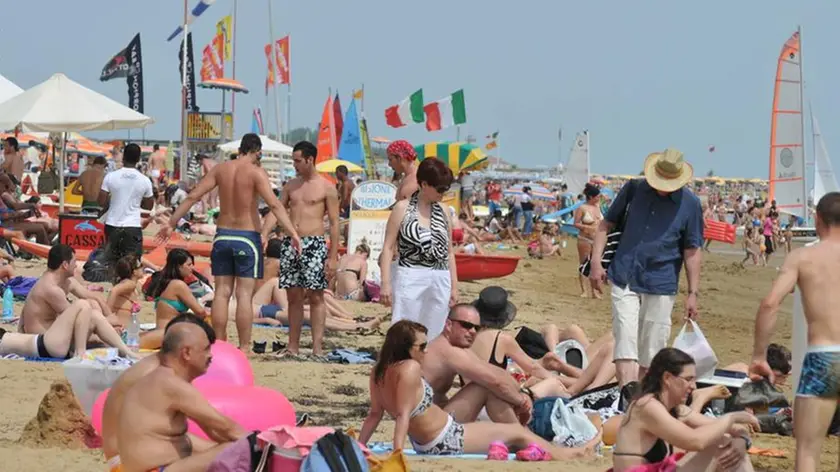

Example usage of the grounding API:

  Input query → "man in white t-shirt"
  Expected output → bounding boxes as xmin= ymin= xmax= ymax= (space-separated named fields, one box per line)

xmin=98 ymin=143 xmax=155 ymax=264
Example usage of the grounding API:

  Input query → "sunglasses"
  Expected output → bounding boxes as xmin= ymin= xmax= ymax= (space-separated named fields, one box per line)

xmin=435 ymin=185 xmax=451 ymax=194
xmin=450 ymin=318 xmax=480 ymax=331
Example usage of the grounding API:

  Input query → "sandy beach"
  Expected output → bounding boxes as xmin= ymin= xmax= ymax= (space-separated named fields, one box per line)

xmin=1 ymin=243 xmax=837 ymax=471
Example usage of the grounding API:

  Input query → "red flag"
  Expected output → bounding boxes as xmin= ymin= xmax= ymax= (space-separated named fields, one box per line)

xmin=333 ymin=93 xmax=343 ymax=149
xmin=264 ymin=44 xmax=275 ymax=95
xmin=274 ymin=36 xmax=290 ymax=85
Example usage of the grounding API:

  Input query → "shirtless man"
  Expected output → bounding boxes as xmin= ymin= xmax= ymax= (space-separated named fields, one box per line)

xmin=148 ymin=144 xmax=167 ymax=189
xmin=386 ymin=140 xmax=419 ymax=201
xmin=422 ymin=304 xmax=533 ymax=425
xmin=159 ymin=133 xmax=300 ymax=351
xmin=118 ymin=322 xmax=246 ymax=472
xmin=335 ymin=164 xmax=355 ymax=218
xmin=750 ymin=191 xmax=840 ymax=472
xmin=20 ymin=244 xmax=118 ymax=335
xmin=2 ymin=137 xmax=24 ymax=182
xmin=73 ymin=155 xmax=107 ymax=212
xmin=261 ymin=140 xmax=340 ymax=356
xmin=101 ymin=313 xmax=213 ymax=471
xmin=196 ymin=154 xmax=219 ymax=209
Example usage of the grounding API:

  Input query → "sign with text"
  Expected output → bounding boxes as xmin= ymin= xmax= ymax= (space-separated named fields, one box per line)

xmin=186 ymin=112 xmax=233 ymax=142
xmin=348 ymin=181 xmax=397 ymax=283
xmin=59 ymin=214 xmax=106 ymax=251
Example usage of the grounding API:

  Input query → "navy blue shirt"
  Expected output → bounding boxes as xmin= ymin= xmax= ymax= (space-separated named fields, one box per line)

xmin=605 ymin=179 xmax=703 ymax=295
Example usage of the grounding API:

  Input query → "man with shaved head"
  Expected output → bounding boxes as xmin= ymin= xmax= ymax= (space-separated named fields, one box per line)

xmin=117 ymin=317 xmax=246 ymax=472
xmin=102 ymin=314 xmax=215 ymax=471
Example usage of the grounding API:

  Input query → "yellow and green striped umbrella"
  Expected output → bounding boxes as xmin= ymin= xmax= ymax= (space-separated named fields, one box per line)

xmin=415 ymin=142 xmax=488 ymax=175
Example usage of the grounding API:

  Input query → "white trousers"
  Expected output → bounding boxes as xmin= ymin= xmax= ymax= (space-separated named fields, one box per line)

xmin=611 ymin=284 xmax=676 ymax=367
xmin=392 ymin=265 xmax=451 ymax=340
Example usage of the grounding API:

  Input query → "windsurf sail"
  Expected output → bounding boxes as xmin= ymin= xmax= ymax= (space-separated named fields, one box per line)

xmin=564 ymin=130 xmax=589 ymax=196
xmin=316 ymin=94 xmax=338 ymax=164
xmin=810 ymin=111 xmax=839 ymax=204
xmin=768 ymin=30 xmax=807 ymax=219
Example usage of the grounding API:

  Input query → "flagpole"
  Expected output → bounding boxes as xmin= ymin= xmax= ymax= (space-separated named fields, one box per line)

xmin=180 ymin=0 xmax=189 ymax=182
xmin=286 ymin=33 xmax=291 ymax=144
xmin=361 ymin=83 xmax=365 ymax=114
xmin=267 ymin=0 xmax=283 ymax=143
xmin=456 ymin=126 xmax=461 ymax=142
xmin=230 ymin=0 xmax=238 ymax=137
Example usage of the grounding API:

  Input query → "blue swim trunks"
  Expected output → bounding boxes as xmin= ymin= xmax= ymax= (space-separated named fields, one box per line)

xmin=796 ymin=346 xmax=840 ymax=398
xmin=210 ymin=228 xmax=264 ymax=279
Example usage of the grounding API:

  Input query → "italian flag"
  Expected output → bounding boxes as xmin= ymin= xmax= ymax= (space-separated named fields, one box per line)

xmin=384 ymin=89 xmax=425 ymax=128
xmin=424 ymin=89 xmax=466 ymax=131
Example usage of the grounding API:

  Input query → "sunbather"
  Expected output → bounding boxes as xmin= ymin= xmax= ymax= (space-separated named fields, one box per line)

xmin=359 ymin=320 xmax=595 ymax=460
xmin=106 ymin=255 xmax=144 ymax=327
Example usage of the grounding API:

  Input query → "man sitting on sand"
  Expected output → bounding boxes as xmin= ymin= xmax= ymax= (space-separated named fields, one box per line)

xmin=750 ymin=191 xmax=840 ymax=472
xmin=102 ymin=314 xmax=213 ymax=471
xmin=117 ymin=320 xmax=247 ymax=471
xmin=423 ymin=304 xmax=534 ymax=425
xmin=20 ymin=244 xmax=119 ymax=335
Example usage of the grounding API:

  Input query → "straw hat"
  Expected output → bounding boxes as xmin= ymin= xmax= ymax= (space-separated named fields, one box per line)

xmin=472 ymin=286 xmax=517 ymax=329
xmin=643 ymin=149 xmax=693 ymax=193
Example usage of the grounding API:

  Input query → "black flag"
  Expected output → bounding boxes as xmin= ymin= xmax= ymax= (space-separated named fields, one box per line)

xmin=178 ymin=32 xmax=199 ymax=112
xmin=100 ymin=33 xmax=144 ymax=113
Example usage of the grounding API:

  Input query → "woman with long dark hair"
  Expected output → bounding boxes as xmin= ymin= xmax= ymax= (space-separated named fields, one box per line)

xmin=141 ymin=249 xmax=208 ymax=349
xmin=359 ymin=320 xmax=591 ymax=461
xmin=574 ymin=183 xmax=603 ymax=298
xmin=612 ymin=348 xmax=757 ymax=471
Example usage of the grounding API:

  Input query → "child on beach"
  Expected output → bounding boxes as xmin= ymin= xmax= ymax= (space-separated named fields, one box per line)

xmin=741 ymin=225 xmax=761 ymax=267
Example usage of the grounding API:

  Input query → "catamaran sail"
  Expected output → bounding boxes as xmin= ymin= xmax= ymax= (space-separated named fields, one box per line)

xmin=564 ymin=130 xmax=589 ymax=196
xmin=810 ymin=112 xmax=839 ymax=204
xmin=768 ymin=30 xmax=807 ymax=219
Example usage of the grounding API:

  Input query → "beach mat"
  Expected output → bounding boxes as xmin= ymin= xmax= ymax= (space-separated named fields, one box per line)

xmin=1 ymin=353 xmax=65 ymax=362
xmin=253 ymin=323 xmax=310 ymax=331
xmin=368 ymin=443 xmax=514 ymax=460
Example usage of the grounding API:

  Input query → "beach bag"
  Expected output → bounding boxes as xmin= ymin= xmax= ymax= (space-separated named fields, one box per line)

xmin=579 ymin=179 xmax=639 ymax=277
xmin=82 ymin=248 xmax=111 ymax=283
xmin=729 ymin=378 xmax=788 ymax=412
xmin=300 ymin=430 xmax=369 ymax=472
xmin=1 ymin=276 xmax=38 ymax=299
xmin=549 ymin=397 xmax=599 ymax=447
xmin=672 ymin=320 xmax=718 ymax=379
xmin=529 ymin=396 xmax=565 ymax=440
xmin=208 ymin=431 xmax=273 ymax=472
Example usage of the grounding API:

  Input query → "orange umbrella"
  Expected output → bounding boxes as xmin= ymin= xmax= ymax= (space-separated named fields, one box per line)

xmin=372 ymin=136 xmax=391 ymax=144
xmin=198 ymin=78 xmax=249 ymax=94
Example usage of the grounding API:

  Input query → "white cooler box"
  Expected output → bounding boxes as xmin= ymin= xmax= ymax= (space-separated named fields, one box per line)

xmin=62 ymin=348 xmax=133 ymax=416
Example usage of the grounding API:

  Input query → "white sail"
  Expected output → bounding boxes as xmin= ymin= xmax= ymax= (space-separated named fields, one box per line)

xmin=768 ymin=31 xmax=807 ymax=219
xmin=564 ymin=130 xmax=589 ymax=196
xmin=811 ymin=113 xmax=839 ymax=204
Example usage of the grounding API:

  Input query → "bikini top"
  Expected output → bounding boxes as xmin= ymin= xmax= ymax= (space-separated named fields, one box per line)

xmin=155 ymin=297 xmax=188 ymax=313
xmin=410 ymin=378 xmax=434 ymax=418
xmin=613 ymin=438 xmax=672 ymax=464
xmin=488 ymin=331 xmax=510 ymax=369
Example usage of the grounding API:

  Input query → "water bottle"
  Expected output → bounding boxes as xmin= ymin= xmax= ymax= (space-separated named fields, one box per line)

xmin=2 ymin=286 xmax=13 ymax=319
xmin=126 ymin=312 xmax=140 ymax=352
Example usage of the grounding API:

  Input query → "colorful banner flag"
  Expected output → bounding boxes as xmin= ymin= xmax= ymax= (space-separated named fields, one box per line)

xmin=251 ymin=107 xmax=264 ymax=134
xmin=338 ymin=99 xmax=364 ymax=167
xmin=216 ymin=15 xmax=232 ymax=60
xmin=264 ymin=44 xmax=275 ymax=95
xmin=424 ymin=89 xmax=466 ymax=131
xmin=333 ymin=93 xmax=343 ymax=152
xmin=316 ymin=95 xmax=337 ymax=163
xmin=179 ymin=32 xmax=199 ymax=111
xmin=200 ymin=43 xmax=222 ymax=81
xmin=100 ymin=33 xmax=144 ymax=113
xmin=485 ymin=131 xmax=499 ymax=150
xmin=167 ymin=0 xmax=216 ymax=41
xmin=385 ymin=89 xmax=424 ymax=128
xmin=275 ymin=36 xmax=290 ymax=85
xmin=212 ymin=33 xmax=225 ymax=74
xmin=360 ymin=116 xmax=375 ymax=179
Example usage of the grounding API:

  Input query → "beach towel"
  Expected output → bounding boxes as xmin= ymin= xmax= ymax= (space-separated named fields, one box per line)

xmin=368 ymin=443 xmax=515 ymax=461
xmin=1 ymin=276 xmax=38 ymax=300
xmin=0 ymin=353 xmax=65 ymax=362
xmin=326 ymin=349 xmax=374 ymax=365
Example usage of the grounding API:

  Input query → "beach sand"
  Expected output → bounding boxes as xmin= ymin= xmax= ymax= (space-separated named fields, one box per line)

xmin=0 ymin=243 xmax=837 ymax=471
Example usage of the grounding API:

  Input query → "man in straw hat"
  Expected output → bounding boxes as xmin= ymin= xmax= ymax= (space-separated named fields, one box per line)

xmin=589 ymin=149 xmax=704 ymax=398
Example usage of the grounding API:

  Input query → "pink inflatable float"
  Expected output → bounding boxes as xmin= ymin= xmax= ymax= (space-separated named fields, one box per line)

xmin=196 ymin=341 xmax=255 ymax=386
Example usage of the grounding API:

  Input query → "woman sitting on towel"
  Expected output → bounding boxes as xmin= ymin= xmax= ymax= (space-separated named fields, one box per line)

xmin=359 ymin=320 xmax=592 ymax=461
xmin=0 ymin=299 xmax=136 ymax=359
xmin=141 ymin=249 xmax=208 ymax=350
xmin=612 ymin=347 xmax=758 ymax=472
xmin=107 ymin=255 xmax=144 ymax=328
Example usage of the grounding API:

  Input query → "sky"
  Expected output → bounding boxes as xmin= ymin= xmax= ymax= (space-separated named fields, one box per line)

xmin=3 ymin=0 xmax=840 ymax=179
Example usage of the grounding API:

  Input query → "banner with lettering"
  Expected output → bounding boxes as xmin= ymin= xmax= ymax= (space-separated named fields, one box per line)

xmin=347 ymin=181 xmax=397 ymax=283
xmin=178 ymin=32 xmax=199 ymax=111
xmin=100 ymin=33 xmax=144 ymax=113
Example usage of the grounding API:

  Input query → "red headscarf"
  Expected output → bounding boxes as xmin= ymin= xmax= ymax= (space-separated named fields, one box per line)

xmin=386 ymin=140 xmax=416 ymax=162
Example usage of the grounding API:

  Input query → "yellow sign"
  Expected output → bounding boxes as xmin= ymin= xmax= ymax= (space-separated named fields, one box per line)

xmin=187 ymin=112 xmax=233 ymax=142
xmin=442 ymin=183 xmax=462 ymax=216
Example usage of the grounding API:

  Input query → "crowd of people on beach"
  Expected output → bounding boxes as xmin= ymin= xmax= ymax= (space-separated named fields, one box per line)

xmin=0 ymin=133 xmax=838 ymax=471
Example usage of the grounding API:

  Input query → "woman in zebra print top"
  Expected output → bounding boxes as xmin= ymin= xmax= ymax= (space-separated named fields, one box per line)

xmin=380 ymin=158 xmax=458 ymax=340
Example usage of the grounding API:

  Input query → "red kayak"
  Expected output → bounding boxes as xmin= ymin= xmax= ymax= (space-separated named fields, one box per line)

xmin=455 ymin=254 xmax=520 ymax=281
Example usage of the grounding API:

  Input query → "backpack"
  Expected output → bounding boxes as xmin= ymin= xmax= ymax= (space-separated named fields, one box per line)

xmin=300 ymin=430 xmax=369 ymax=472
xmin=82 ymin=248 xmax=111 ymax=283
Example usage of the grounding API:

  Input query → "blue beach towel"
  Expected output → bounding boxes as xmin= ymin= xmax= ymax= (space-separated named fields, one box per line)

xmin=0 ymin=276 xmax=38 ymax=300
xmin=0 ymin=353 xmax=65 ymax=362
xmin=368 ymin=442 xmax=514 ymax=460
xmin=327 ymin=349 xmax=374 ymax=365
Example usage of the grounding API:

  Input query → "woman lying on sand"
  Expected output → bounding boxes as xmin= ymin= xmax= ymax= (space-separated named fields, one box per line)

xmin=612 ymin=348 xmax=757 ymax=472
xmin=141 ymin=249 xmax=209 ymax=350
xmin=359 ymin=320 xmax=595 ymax=461
xmin=0 ymin=299 xmax=136 ymax=359
xmin=224 ymin=277 xmax=382 ymax=331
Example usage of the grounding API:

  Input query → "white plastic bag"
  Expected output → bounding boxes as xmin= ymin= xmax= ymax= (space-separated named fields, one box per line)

xmin=672 ymin=320 xmax=718 ymax=379
xmin=550 ymin=399 xmax=598 ymax=447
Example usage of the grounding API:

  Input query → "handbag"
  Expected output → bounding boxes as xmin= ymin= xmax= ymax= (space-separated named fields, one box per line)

xmin=579 ymin=179 xmax=639 ymax=277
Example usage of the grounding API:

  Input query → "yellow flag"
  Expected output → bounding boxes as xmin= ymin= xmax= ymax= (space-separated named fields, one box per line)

xmin=353 ymin=89 xmax=364 ymax=100
xmin=216 ymin=15 xmax=233 ymax=60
